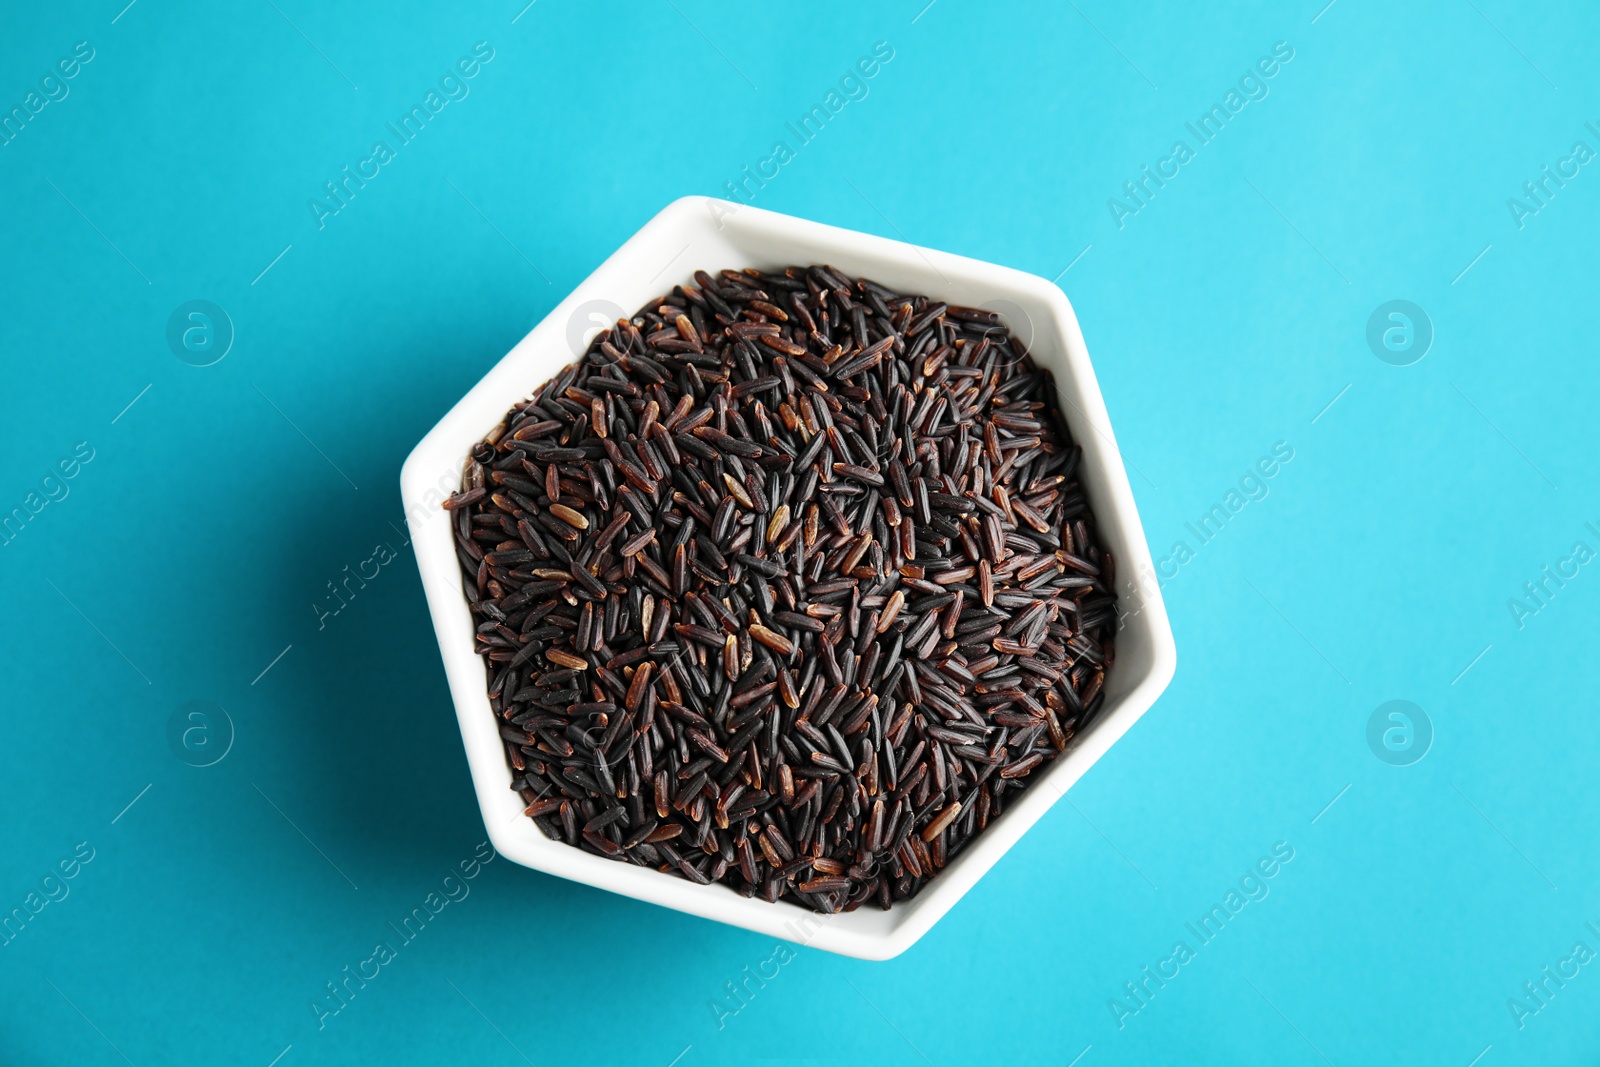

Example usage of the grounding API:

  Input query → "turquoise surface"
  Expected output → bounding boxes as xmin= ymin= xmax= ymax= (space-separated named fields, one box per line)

xmin=2 ymin=1 xmax=1597 ymax=1063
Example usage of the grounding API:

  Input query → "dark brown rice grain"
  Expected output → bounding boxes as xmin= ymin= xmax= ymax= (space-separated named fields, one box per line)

xmin=450 ymin=265 xmax=1117 ymax=914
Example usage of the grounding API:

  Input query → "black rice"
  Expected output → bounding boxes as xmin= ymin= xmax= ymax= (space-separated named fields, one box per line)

xmin=448 ymin=265 xmax=1117 ymax=914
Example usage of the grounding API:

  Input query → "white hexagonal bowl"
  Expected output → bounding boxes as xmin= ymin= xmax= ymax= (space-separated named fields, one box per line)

xmin=401 ymin=196 xmax=1176 ymax=960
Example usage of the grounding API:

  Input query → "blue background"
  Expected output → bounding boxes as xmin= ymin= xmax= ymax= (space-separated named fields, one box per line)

xmin=2 ymin=1 xmax=1596 ymax=1063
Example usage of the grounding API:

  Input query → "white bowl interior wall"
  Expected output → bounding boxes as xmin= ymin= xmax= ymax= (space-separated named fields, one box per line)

xmin=401 ymin=196 xmax=1175 ymax=959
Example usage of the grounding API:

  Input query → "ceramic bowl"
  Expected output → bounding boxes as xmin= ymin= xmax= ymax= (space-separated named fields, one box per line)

xmin=401 ymin=196 xmax=1176 ymax=959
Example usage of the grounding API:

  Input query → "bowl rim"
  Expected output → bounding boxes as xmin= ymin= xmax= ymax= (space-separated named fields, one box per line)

xmin=401 ymin=195 xmax=1176 ymax=960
